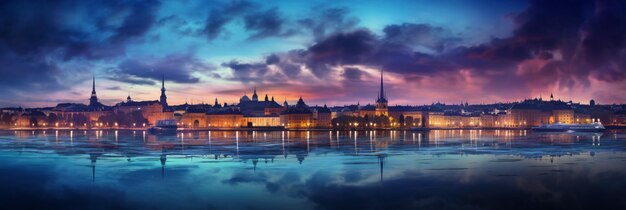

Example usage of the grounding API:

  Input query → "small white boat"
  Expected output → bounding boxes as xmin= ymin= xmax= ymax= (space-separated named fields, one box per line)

xmin=148 ymin=119 xmax=178 ymax=133
xmin=531 ymin=122 xmax=605 ymax=132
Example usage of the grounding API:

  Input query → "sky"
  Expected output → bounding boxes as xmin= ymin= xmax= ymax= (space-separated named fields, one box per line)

xmin=0 ymin=0 xmax=625 ymax=108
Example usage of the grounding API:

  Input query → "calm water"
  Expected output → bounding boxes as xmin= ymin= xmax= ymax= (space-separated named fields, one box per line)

xmin=1 ymin=129 xmax=626 ymax=210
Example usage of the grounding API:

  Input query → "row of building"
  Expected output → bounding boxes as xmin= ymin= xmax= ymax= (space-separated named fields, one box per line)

xmin=1 ymin=71 xmax=625 ymax=129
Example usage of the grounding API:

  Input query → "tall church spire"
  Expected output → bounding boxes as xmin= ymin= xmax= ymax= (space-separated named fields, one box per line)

xmin=375 ymin=68 xmax=388 ymax=116
xmin=161 ymin=74 xmax=165 ymax=91
xmin=379 ymin=69 xmax=385 ymax=100
xmin=92 ymin=74 xmax=96 ymax=95
xmin=89 ymin=74 xmax=98 ymax=107
xmin=160 ymin=74 xmax=168 ymax=108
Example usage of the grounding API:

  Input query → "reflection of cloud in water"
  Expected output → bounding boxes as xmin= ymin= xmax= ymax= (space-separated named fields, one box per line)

xmin=0 ymin=163 xmax=135 ymax=209
xmin=0 ymin=130 xmax=625 ymax=209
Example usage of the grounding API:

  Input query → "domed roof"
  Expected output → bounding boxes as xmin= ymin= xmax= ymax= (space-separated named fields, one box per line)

xmin=240 ymin=94 xmax=251 ymax=102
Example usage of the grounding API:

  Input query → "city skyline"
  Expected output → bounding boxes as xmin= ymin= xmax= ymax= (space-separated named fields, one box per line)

xmin=1 ymin=0 xmax=626 ymax=107
xmin=2 ymin=71 xmax=603 ymax=109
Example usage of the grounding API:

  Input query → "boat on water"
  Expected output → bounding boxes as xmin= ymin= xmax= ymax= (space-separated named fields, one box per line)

xmin=531 ymin=122 xmax=605 ymax=132
xmin=147 ymin=119 xmax=178 ymax=133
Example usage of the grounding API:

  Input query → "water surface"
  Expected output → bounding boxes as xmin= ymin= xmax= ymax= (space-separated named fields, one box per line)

xmin=1 ymin=130 xmax=625 ymax=210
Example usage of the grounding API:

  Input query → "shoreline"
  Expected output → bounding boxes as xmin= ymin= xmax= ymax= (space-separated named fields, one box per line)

xmin=2 ymin=126 xmax=625 ymax=132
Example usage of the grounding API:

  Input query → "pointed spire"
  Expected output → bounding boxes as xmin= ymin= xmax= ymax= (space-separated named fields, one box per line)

xmin=89 ymin=73 xmax=98 ymax=106
xmin=264 ymin=94 xmax=269 ymax=101
xmin=92 ymin=74 xmax=96 ymax=94
xmin=379 ymin=68 xmax=385 ymax=100
xmin=160 ymin=74 xmax=168 ymax=107
xmin=161 ymin=74 xmax=165 ymax=90
xmin=550 ymin=92 xmax=554 ymax=101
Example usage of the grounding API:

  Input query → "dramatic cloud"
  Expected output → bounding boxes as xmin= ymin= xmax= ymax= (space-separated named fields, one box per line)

xmin=383 ymin=23 xmax=459 ymax=52
xmin=1 ymin=0 xmax=625 ymax=106
xmin=202 ymin=0 xmax=254 ymax=40
xmin=222 ymin=60 xmax=270 ymax=83
xmin=298 ymin=7 xmax=359 ymax=40
xmin=221 ymin=0 xmax=626 ymax=104
xmin=110 ymin=54 xmax=213 ymax=84
xmin=244 ymin=7 xmax=294 ymax=39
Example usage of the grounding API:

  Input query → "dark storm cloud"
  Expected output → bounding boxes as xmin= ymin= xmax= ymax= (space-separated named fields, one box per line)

xmin=0 ymin=52 xmax=65 ymax=95
xmin=109 ymin=0 xmax=161 ymax=43
xmin=383 ymin=23 xmax=458 ymax=52
xmin=202 ymin=4 xmax=357 ymax=41
xmin=266 ymin=54 xmax=281 ymax=65
xmin=109 ymin=54 xmax=213 ymax=84
xmin=202 ymin=0 xmax=254 ymax=40
xmin=0 ymin=0 xmax=163 ymax=101
xmin=222 ymin=60 xmax=270 ymax=83
xmin=342 ymin=67 xmax=365 ymax=81
xmin=0 ymin=0 xmax=161 ymax=60
xmin=223 ymin=28 xmax=455 ymax=81
xmin=298 ymin=7 xmax=359 ymax=40
xmin=224 ymin=0 xmax=626 ymax=102
xmin=305 ymin=30 xmax=377 ymax=77
xmin=244 ymin=7 xmax=294 ymax=39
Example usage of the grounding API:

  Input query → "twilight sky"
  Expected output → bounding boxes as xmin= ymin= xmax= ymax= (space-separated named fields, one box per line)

xmin=1 ymin=0 xmax=625 ymax=107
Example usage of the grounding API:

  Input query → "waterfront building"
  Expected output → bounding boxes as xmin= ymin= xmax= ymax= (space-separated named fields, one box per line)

xmin=48 ymin=76 xmax=113 ymax=126
xmin=312 ymin=105 xmax=332 ymax=128
xmin=280 ymin=97 xmax=313 ymax=128
xmin=243 ymin=116 xmax=281 ymax=127
xmin=114 ymin=100 xmax=172 ymax=126
xmin=237 ymin=91 xmax=284 ymax=117
xmin=206 ymin=107 xmax=244 ymax=127
xmin=113 ymin=76 xmax=174 ymax=126
xmin=179 ymin=104 xmax=211 ymax=128
xmin=358 ymin=104 xmax=376 ymax=117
